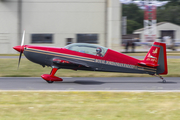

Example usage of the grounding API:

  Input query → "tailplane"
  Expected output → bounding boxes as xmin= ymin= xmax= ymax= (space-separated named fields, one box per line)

xmin=138 ymin=42 xmax=168 ymax=75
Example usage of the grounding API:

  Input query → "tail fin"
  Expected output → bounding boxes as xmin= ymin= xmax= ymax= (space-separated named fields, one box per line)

xmin=139 ymin=42 xmax=168 ymax=75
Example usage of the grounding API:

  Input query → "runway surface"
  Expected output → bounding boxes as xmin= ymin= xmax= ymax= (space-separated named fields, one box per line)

xmin=0 ymin=77 xmax=180 ymax=91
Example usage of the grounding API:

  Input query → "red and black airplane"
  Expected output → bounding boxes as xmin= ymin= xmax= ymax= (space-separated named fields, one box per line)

xmin=13 ymin=31 xmax=168 ymax=83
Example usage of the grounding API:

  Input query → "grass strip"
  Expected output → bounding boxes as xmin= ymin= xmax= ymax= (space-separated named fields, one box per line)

xmin=0 ymin=58 xmax=180 ymax=77
xmin=1 ymin=50 xmax=180 ymax=57
xmin=123 ymin=51 xmax=180 ymax=56
xmin=0 ymin=91 xmax=180 ymax=120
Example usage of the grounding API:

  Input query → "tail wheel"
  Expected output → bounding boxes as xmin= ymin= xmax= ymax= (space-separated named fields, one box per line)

xmin=46 ymin=80 xmax=54 ymax=83
xmin=162 ymin=80 xmax=166 ymax=83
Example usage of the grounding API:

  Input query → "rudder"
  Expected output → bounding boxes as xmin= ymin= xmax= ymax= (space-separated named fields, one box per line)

xmin=155 ymin=42 xmax=168 ymax=75
xmin=142 ymin=42 xmax=168 ymax=75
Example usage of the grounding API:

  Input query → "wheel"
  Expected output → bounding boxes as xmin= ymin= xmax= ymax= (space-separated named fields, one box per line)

xmin=46 ymin=80 xmax=54 ymax=83
xmin=162 ymin=80 xmax=166 ymax=83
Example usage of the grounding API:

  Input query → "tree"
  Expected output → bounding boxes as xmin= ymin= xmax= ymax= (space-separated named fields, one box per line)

xmin=122 ymin=3 xmax=144 ymax=34
xmin=127 ymin=20 xmax=142 ymax=34
xmin=122 ymin=0 xmax=180 ymax=34
xmin=157 ymin=1 xmax=180 ymax=25
xmin=163 ymin=0 xmax=180 ymax=7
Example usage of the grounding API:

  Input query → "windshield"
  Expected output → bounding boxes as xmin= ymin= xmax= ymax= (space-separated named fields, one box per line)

xmin=65 ymin=43 xmax=108 ymax=57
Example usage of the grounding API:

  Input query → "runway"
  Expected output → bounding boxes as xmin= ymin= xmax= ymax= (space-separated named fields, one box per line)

xmin=0 ymin=77 xmax=180 ymax=91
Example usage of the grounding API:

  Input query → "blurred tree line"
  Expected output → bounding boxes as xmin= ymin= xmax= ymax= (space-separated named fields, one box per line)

xmin=123 ymin=0 xmax=180 ymax=34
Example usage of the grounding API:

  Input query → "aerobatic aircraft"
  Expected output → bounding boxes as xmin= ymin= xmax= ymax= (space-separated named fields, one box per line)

xmin=13 ymin=31 xmax=168 ymax=83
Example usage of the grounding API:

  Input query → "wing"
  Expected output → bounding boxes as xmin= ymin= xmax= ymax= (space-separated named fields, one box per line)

xmin=138 ymin=61 xmax=159 ymax=67
xmin=52 ymin=57 xmax=90 ymax=68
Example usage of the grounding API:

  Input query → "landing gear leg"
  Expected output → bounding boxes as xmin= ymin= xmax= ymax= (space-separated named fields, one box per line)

xmin=50 ymin=68 xmax=58 ymax=76
xmin=47 ymin=68 xmax=58 ymax=83
xmin=152 ymin=75 xmax=166 ymax=83
xmin=41 ymin=67 xmax=63 ymax=83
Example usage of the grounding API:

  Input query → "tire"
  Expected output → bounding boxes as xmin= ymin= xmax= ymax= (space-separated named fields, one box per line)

xmin=162 ymin=80 xmax=166 ymax=83
xmin=46 ymin=80 xmax=54 ymax=83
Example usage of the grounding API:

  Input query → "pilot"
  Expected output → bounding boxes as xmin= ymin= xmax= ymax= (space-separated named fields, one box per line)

xmin=96 ymin=47 xmax=103 ymax=57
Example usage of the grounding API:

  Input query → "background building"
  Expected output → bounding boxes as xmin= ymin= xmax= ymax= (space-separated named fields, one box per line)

xmin=133 ymin=22 xmax=180 ymax=43
xmin=0 ymin=0 xmax=121 ymax=54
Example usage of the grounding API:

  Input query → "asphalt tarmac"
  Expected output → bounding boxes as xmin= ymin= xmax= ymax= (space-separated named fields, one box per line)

xmin=0 ymin=77 xmax=180 ymax=91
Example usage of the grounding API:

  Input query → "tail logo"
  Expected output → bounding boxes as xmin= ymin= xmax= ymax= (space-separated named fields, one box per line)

xmin=152 ymin=48 xmax=158 ymax=54
xmin=147 ymin=53 xmax=156 ymax=59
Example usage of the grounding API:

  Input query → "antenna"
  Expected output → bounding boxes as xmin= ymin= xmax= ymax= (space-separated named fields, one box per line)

xmin=144 ymin=0 xmax=157 ymax=42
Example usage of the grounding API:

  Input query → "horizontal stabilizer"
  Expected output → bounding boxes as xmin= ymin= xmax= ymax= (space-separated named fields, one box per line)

xmin=138 ymin=61 xmax=159 ymax=67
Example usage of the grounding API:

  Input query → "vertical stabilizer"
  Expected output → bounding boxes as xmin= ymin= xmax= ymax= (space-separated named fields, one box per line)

xmin=143 ymin=42 xmax=168 ymax=75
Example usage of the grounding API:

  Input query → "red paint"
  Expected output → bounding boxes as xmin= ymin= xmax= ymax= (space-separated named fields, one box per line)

xmin=141 ymin=45 xmax=160 ymax=67
xmin=21 ymin=42 xmax=168 ymax=77
xmin=41 ymin=68 xmax=63 ymax=81
xmin=144 ymin=5 xmax=156 ymax=20
xmin=50 ymin=68 xmax=58 ymax=76
xmin=53 ymin=58 xmax=70 ymax=64
xmin=103 ymin=49 xmax=140 ymax=65
xmin=41 ymin=74 xmax=63 ymax=81
xmin=13 ymin=41 xmax=169 ymax=84
xmin=13 ymin=45 xmax=25 ymax=53
xmin=25 ymin=45 xmax=141 ymax=66
xmin=138 ymin=62 xmax=158 ymax=67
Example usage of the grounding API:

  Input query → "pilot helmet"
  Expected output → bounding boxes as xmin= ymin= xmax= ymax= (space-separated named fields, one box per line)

xmin=96 ymin=47 xmax=102 ymax=53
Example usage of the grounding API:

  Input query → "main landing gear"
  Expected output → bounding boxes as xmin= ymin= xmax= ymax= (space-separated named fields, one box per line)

xmin=153 ymin=75 xmax=166 ymax=83
xmin=41 ymin=67 xmax=63 ymax=83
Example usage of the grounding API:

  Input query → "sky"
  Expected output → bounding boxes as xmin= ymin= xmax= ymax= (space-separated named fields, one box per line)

xmin=120 ymin=0 xmax=169 ymax=9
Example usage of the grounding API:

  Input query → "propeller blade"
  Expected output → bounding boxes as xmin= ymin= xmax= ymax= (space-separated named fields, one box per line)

xmin=18 ymin=51 xmax=22 ymax=69
xmin=21 ymin=30 xmax=25 ymax=46
xmin=17 ymin=30 xmax=25 ymax=69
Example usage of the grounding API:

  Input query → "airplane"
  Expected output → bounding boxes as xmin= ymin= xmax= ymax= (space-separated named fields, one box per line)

xmin=13 ymin=31 xmax=168 ymax=83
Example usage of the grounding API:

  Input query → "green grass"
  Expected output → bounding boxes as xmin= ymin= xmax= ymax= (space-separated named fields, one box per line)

xmin=0 ymin=92 xmax=180 ymax=120
xmin=1 ymin=51 xmax=180 ymax=56
xmin=0 ymin=58 xmax=180 ymax=77
xmin=123 ymin=51 xmax=180 ymax=56
xmin=0 ymin=54 xmax=21 ymax=56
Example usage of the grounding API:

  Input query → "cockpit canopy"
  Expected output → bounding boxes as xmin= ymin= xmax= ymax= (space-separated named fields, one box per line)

xmin=65 ymin=43 xmax=108 ymax=57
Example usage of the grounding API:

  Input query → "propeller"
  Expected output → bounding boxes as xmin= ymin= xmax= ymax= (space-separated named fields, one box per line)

xmin=18 ymin=30 xmax=25 ymax=69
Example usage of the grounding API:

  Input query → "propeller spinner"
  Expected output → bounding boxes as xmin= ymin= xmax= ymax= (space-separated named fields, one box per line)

xmin=13 ymin=30 xmax=25 ymax=68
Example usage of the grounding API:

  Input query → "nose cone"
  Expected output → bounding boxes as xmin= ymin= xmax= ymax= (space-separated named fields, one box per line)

xmin=13 ymin=45 xmax=24 ymax=53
